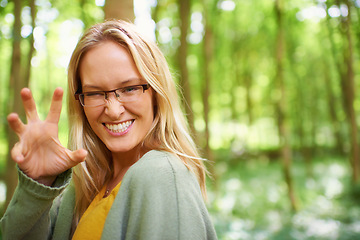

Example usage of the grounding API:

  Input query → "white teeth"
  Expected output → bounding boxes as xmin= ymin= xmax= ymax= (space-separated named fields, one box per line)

xmin=105 ymin=121 xmax=132 ymax=133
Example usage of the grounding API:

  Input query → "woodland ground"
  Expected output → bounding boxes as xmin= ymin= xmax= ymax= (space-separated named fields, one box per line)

xmin=208 ymin=151 xmax=360 ymax=240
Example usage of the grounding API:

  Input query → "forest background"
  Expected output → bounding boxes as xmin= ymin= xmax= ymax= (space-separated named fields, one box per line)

xmin=0 ymin=0 xmax=360 ymax=239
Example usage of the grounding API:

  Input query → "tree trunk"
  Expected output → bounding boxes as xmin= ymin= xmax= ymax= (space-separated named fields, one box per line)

xmin=274 ymin=0 xmax=297 ymax=212
xmin=5 ymin=0 xmax=23 ymax=211
xmin=325 ymin=5 xmax=348 ymax=145
xmin=80 ymin=0 xmax=90 ymax=29
xmin=231 ymin=51 xmax=240 ymax=121
xmin=323 ymin=61 xmax=343 ymax=154
xmin=24 ymin=0 xmax=36 ymax=87
xmin=231 ymin=9 xmax=242 ymax=123
xmin=328 ymin=0 xmax=359 ymax=182
xmin=342 ymin=0 xmax=358 ymax=182
xmin=292 ymin=61 xmax=312 ymax=177
xmin=151 ymin=0 xmax=161 ymax=41
xmin=244 ymin=66 xmax=253 ymax=125
xmin=202 ymin=0 xmax=214 ymax=168
xmin=104 ymin=0 xmax=135 ymax=22
xmin=177 ymin=0 xmax=196 ymax=139
xmin=354 ymin=4 xmax=360 ymax=57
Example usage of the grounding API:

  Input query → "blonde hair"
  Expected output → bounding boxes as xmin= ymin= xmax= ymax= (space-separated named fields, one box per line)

xmin=67 ymin=20 xmax=207 ymax=226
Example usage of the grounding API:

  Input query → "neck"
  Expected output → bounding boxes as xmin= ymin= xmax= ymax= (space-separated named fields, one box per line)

xmin=110 ymin=146 xmax=150 ymax=182
xmin=112 ymin=149 xmax=138 ymax=177
xmin=103 ymin=147 xmax=148 ymax=198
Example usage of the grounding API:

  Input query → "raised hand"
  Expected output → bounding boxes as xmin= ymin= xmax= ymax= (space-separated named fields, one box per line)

xmin=7 ymin=88 xmax=87 ymax=186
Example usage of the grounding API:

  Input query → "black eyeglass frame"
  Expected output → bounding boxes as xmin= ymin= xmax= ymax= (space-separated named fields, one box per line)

xmin=74 ymin=84 xmax=150 ymax=106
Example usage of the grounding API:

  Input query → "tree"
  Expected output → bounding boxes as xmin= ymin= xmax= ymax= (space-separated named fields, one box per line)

xmin=201 ymin=0 xmax=217 ymax=176
xmin=177 ymin=0 xmax=196 ymax=139
xmin=274 ymin=0 xmax=298 ymax=211
xmin=5 ymin=0 xmax=26 ymax=210
xmin=104 ymin=0 xmax=135 ymax=22
xmin=24 ymin=0 xmax=36 ymax=90
xmin=326 ymin=0 xmax=359 ymax=183
xmin=323 ymin=59 xmax=344 ymax=154
xmin=341 ymin=0 xmax=359 ymax=183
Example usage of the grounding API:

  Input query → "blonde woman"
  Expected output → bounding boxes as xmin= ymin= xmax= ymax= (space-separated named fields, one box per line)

xmin=1 ymin=20 xmax=217 ymax=239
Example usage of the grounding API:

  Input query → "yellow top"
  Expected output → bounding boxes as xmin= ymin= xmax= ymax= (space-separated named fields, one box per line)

xmin=72 ymin=182 xmax=121 ymax=240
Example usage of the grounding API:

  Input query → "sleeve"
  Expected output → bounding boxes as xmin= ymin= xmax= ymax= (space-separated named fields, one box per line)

xmin=102 ymin=151 xmax=218 ymax=240
xmin=0 ymin=167 xmax=72 ymax=240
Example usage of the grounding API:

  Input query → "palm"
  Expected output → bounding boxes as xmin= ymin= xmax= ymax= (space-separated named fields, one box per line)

xmin=8 ymin=88 xmax=87 ymax=185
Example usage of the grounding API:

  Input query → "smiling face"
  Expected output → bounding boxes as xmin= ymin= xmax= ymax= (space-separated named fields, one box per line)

xmin=79 ymin=41 xmax=155 ymax=161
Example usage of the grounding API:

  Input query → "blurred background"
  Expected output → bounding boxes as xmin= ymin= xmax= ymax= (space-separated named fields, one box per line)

xmin=1 ymin=0 xmax=360 ymax=239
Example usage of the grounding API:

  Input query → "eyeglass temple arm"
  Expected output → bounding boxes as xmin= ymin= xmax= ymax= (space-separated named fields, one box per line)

xmin=143 ymin=84 xmax=150 ymax=91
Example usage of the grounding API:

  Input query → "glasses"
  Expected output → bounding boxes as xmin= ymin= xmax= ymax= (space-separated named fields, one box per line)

xmin=75 ymin=84 xmax=150 ymax=107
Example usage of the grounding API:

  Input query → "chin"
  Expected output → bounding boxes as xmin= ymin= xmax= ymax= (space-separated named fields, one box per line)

xmin=105 ymin=142 xmax=141 ymax=154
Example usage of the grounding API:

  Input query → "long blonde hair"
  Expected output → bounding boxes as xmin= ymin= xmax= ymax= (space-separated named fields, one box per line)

xmin=67 ymin=20 xmax=207 ymax=225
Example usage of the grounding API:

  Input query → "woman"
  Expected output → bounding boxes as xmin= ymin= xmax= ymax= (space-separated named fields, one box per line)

xmin=1 ymin=20 xmax=217 ymax=239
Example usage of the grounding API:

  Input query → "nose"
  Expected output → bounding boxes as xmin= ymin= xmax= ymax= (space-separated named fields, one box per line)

xmin=104 ymin=94 xmax=125 ymax=119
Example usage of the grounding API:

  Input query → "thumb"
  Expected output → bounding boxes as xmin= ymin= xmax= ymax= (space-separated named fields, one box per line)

xmin=69 ymin=149 xmax=88 ymax=165
xmin=11 ymin=142 xmax=25 ymax=164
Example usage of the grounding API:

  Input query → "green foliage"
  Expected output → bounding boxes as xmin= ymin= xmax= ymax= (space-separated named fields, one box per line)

xmin=1 ymin=0 xmax=357 ymax=153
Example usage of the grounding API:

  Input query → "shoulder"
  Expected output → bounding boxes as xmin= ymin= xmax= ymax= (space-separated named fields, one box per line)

xmin=131 ymin=150 xmax=189 ymax=177
xmin=122 ymin=150 xmax=199 ymax=192
xmin=134 ymin=150 xmax=186 ymax=172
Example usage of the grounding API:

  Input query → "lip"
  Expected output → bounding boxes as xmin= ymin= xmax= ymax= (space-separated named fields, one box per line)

xmin=103 ymin=120 xmax=134 ymax=136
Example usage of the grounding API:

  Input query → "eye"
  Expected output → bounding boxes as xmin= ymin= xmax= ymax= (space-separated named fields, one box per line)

xmin=122 ymin=85 xmax=141 ymax=93
xmin=85 ymin=92 xmax=104 ymax=97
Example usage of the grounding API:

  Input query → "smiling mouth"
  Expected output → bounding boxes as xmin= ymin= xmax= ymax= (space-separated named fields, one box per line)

xmin=104 ymin=120 xmax=133 ymax=133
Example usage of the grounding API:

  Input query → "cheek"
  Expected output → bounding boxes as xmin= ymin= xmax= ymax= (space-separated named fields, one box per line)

xmin=84 ymin=108 xmax=101 ymax=125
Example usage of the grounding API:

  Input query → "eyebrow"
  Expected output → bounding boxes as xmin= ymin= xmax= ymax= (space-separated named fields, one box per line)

xmin=82 ymin=78 xmax=144 ymax=91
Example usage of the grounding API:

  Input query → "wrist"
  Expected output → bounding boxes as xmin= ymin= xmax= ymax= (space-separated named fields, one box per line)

xmin=34 ymin=176 xmax=57 ymax=186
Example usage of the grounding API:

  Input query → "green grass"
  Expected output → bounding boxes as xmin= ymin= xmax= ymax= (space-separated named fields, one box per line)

xmin=207 ymin=155 xmax=360 ymax=240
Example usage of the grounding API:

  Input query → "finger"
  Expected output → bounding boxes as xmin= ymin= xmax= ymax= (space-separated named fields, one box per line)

xmin=11 ymin=142 xmax=25 ymax=164
xmin=46 ymin=87 xmax=64 ymax=124
xmin=21 ymin=88 xmax=39 ymax=121
xmin=69 ymin=149 xmax=88 ymax=165
xmin=7 ymin=113 xmax=25 ymax=135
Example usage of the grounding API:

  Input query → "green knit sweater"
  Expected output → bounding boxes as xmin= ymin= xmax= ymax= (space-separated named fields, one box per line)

xmin=1 ymin=150 xmax=217 ymax=240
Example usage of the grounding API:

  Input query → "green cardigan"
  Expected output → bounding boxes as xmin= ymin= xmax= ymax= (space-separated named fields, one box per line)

xmin=1 ymin=150 xmax=217 ymax=240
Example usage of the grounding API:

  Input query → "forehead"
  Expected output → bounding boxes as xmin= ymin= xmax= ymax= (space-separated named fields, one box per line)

xmin=82 ymin=78 xmax=145 ymax=91
xmin=79 ymin=41 xmax=142 ymax=90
